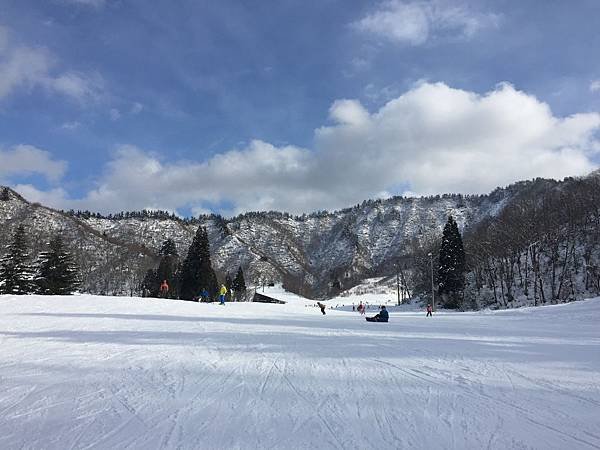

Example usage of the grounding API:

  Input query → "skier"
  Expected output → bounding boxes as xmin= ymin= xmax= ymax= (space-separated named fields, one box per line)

xmin=357 ymin=302 xmax=365 ymax=315
xmin=352 ymin=303 xmax=355 ymax=312
xmin=426 ymin=304 xmax=433 ymax=317
xmin=219 ymin=284 xmax=227 ymax=305
xmin=317 ymin=302 xmax=326 ymax=315
xmin=159 ymin=280 xmax=169 ymax=298
xmin=366 ymin=305 xmax=389 ymax=322
xmin=201 ymin=288 xmax=209 ymax=303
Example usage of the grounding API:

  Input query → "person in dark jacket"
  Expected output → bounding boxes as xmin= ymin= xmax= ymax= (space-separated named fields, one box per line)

xmin=366 ymin=305 xmax=389 ymax=322
xmin=317 ymin=302 xmax=326 ymax=315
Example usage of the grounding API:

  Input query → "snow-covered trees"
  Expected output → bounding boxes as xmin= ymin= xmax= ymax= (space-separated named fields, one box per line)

xmin=35 ymin=235 xmax=79 ymax=295
xmin=0 ymin=225 xmax=34 ymax=294
xmin=464 ymin=175 xmax=600 ymax=309
xmin=438 ymin=216 xmax=466 ymax=309
xmin=0 ymin=228 xmax=78 ymax=295
xmin=179 ymin=227 xmax=218 ymax=301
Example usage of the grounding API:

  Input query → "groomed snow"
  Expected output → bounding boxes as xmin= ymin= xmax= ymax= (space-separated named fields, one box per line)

xmin=1 ymin=294 xmax=599 ymax=449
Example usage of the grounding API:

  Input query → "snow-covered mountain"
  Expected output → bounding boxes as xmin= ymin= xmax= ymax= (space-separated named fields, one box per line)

xmin=0 ymin=177 xmax=570 ymax=297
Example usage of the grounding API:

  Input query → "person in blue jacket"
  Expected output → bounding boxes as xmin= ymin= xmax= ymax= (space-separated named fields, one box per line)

xmin=201 ymin=288 xmax=209 ymax=302
xmin=366 ymin=305 xmax=389 ymax=322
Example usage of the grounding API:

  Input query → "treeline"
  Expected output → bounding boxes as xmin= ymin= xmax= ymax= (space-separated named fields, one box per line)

xmin=464 ymin=175 xmax=600 ymax=308
xmin=0 ymin=225 xmax=79 ymax=295
xmin=65 ymin=208 xmax=205 ymax=223
xmin=410 ymin=175 xmax=600 ymax=309
xmin=140 ymin=227 xmax=247 ymax=302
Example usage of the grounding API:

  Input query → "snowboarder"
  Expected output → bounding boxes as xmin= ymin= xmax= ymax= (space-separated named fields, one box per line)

xmin=159 ymin=280 xmax=169 ymax=298
xmin=219 ymin=284 xmax=227 ymax=305
xmin=366 ymin=305 xmax=389 ymax=322
xmin=317 ymin=302 xmax=326 ymax=315
xmin=426 ymin=304 xmax=433 ymax=317
xmin=352 ymin=303 xmax=355 ymax=312
xmin=357 ymin=302 xmax=365 ymax=315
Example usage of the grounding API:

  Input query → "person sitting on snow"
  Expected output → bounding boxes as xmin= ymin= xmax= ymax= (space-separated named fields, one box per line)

xmin=366 ymin=305 xmax=389 ymax=322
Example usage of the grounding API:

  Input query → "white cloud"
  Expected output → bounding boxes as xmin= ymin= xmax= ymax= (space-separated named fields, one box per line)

xmin=60 ymin=121 xmax=81 ymax=130
xmin=328 ymin=99 xmax=370 ymax=126
xmin=15 ymin=83 xmax=600 ymax=216
xmin=130 ymin=102 xmax=143 ymax=114
xmin=0 ymin=26 xmax=102 ymax=102
xmin=110 ymin=108 xmax=121 ymax=121
xmin=591 ymin=80 xmax=600 ymax=93
xmin=50 ymin=72 xmax=102 ymax=102
xmin=0 ymin=145 xmax=67 ymax=183
xmin=314 ymin=82 xmax=598 ymax=197
xmin=354 ymin=0 xmax=499 ymax=45
xmin=11 ymin=184 xmax=71 ymax=207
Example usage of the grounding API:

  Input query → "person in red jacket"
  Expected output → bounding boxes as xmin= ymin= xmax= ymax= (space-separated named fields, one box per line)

xmin=159 ymin=280 xmax=169 ymax=298
xmin=426 ymin=304 xmax=433 ymax=317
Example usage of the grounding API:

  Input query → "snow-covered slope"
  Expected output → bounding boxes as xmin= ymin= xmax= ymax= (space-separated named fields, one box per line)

xmin=1 ymin=294 xmax=598 ymax=449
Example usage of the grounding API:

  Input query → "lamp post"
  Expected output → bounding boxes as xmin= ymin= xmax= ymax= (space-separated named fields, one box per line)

xmin=428 ymin=252 xmax=435 ymax=312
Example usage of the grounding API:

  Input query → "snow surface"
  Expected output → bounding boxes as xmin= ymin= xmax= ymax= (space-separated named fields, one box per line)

xmin=1 ymin=294 xmax=599 ymax=450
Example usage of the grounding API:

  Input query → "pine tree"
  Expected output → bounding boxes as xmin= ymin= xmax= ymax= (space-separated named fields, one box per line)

xmin=0 ymin=187 xmax=10 ymax=201
xmin=141 ymin=268 xmax=159 ymax=297
xmin=35 ymin=234 xmax=79 ymax=295
xmin=437 ymin=216 xmax=466 ymax=309
xmin=157 ymin=239 xmax=179 ymax=298
xmin=0 ymin=225 xmax=34 ymax=294
xmin=225 ymin=274 xmax=233 ymax=302
xmin=179 ymin=227 xmax=218 ymax=300
xmin=232 ymin=266 xmax=247 ymax=301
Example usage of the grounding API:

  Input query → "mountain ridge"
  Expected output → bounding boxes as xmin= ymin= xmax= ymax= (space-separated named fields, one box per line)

xmin=0 ymin=173 xmax=591 ymax=297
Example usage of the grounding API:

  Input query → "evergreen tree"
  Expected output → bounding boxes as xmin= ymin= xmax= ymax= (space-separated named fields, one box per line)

xmin=179 ymin=227 xmax=218 ymax=300
xmin=232 ymin=266 xmax=247 ymax=301
xmin=0 ymin=187 xmax=10 ymax=201
xmin=225 ymin=274 xmax=233 ymax=302
xmin=35 ymin=234 xmax=80 ymax=295
xmin=159 ymin=239 xmax=178 ymax=257
xmin=141 ymin=268 xmax=159 ymax=297
xmin=437 ymin=216 xmax=466 ymax=309
xmin=0 ymin=225 xmax=34 ymax=294
xmin=156 ymin=239 xmax=179 ymax=298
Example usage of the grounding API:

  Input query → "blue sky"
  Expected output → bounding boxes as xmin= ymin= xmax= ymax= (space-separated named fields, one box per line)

xmin=1 ymin=0 xmax=599 ymax=216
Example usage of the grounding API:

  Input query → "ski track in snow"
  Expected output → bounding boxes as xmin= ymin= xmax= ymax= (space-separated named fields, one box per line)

xmin=0 ymin=295 xmax=599 ymax=449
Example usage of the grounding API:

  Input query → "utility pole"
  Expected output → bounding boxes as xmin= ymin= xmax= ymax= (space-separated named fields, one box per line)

xmin=428 ymin=252 xmax=435 ymax=312
xmin=395 ymin=262 xmax=400 ymax=306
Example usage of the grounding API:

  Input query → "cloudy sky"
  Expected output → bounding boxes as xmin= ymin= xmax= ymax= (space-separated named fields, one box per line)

xmin=1 ymin=0 xmax=599 ymax=216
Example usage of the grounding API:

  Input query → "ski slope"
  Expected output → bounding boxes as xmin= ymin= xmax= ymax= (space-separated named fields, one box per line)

xmin=1 ymin=294 xmax=599 ymax=450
